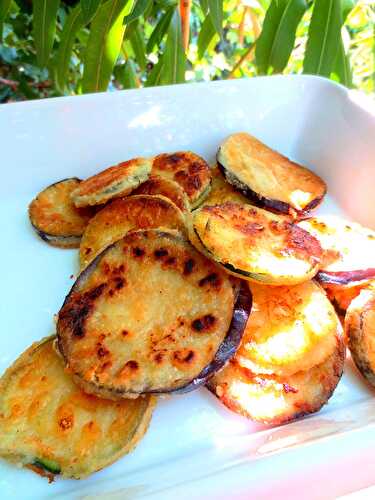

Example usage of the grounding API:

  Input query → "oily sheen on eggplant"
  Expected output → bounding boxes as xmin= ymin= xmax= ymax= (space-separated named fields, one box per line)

xmin=0 ymin=337 xmax=156 ymax=479
xmin=57 ymin=230 xmax=251 ymax=398
xmin=28 ymin=178 xmax=94 ymax=248
xmin=193 ymin=202 xmax=323 ymax=285
xmin=217 ymin=132 xmax=326 ymax=217
xmin=299 ymin=216 xmax=375 ymax=285
xmin=133 ymin=175 xmax=191 ymax=214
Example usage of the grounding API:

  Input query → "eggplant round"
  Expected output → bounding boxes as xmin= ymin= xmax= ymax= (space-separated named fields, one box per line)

xmin=299 ymin=216 xmax=375 ymax=285
xmin=217 ymin=132 xmax=326 ymax=218
xmin=28 ymin=178 xmax=94 ymax=249
xmin=133 ymin=175 xmax=191 ymax=214
xmin=0 ymin=337 xmax=156 ymax=479
xmin=345 ymin=284 xmax=375 ymax=387
xmin=193 ymin=202 xmax=323 ymax=285
xmin=152 ymin=151 xmax=212 ymax=209
xmin=57 ymin=229 xmax=251 ymax=398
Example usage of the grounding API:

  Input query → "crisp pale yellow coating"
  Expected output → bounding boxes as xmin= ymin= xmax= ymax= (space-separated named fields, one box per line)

xmin=202 ymin=167 xmax=249 ymax=207
xmin=0 ymin=337 xmax=155 ymax=479
xmin=133 ymin=175 xmax=190 ymax=214
xmin=72 ymin=158 xmax=152 ymax=207
xmin=218 ymin=132 xmax=326 ymax=212
xmin=29 ymin=178 xmax=93 ymax=247
xmin=299 ymin=216 xmax=375 ymax=274
xmin=152 ymin=152 xmax=211 ymax=208
xmin=208 ymin=335 xmax=345 ymax=424
xmin=236 ymin=281 xmax=340 ymax=376
xmin=193 ymin=203 xmax=323 ymax=285
xmin=79 ymin=195 xmax=187 ymax=269
xmin=59 ymin=230 xmax=235 ymax=397
xmin=345 ymin=284 xmax=375 ymax=386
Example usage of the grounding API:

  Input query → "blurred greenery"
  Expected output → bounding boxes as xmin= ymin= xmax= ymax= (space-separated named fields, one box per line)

xmin=0 ymin=0 xmax=373 ymax=103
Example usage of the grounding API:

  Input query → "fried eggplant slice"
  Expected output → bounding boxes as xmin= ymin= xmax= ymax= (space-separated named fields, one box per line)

xmin=202 ymin=167 xmax=250 ymax=207
xmin=71 ymin=158 xmax=152 ymax=207
xmin=29 ymin=178 xmax=94 ymax=249
xmin=79 ymin=195 xmax=187 ymax=269
xmin=133 ymin=175 xmax=190 ymax=214
xmin=345 ymin=284 xmax=375 ymax=386
xmin=193 ymin=202 xmax=323 ymax=285
xmin=207 ymin=335 xmax=345 ymax=425
xmin=0 ymin=337 xmax=156 ymax=479
xmin=58 ymin=230 xmax=251 ymax=398
xmin=323 ymin=281 xmax=373 ymax=317
xmin=217 ymin=132 xmax=326 ymax=217
xmin=236 ymin=281 xmax=340 ymax=376
xmin=299 ymin=216 xmax=375 ymax=285
xmin=152 ymin=152 xmax=211 ymax=208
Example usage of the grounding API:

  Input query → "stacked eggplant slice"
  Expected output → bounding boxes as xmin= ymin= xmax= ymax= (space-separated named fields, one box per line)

xmin=1 ymin=132 xmax=374 ymax=480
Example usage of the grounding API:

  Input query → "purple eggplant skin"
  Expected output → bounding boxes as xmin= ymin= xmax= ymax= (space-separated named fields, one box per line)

xmin=217 ymin=160 xmax=325 ymax=218
xmin=317 ymin=269 xmax=375 ymax=286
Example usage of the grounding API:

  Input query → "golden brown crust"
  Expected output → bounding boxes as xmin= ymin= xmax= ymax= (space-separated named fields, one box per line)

xmin=79 ymin=195 xmax=187 ymax=269
xmin=202 ymin=167 xmax=250 ymax=207
xmin=345 ymin=284 xmax=375 ymax=386
xmin=217 ymin=132 xmax=326 ymax=215
xmin=133 ymin=175 xmax=191 ymax=213
xmin=58 ymin=230 xmax=236 ymax=397
xmin=207 ymin=333 xmax=345 ymax=425
xmin=236 ymin=281 xmax=340 ymax=376
xmin=71 ymin=158 xmax=152 ymax=207
xmin=193 ymin=202 xmax=323 ymax=285
xmin=323 ymin=281 xmax=373 ymax=316
xmin=29 ymin=178 xmax=94 ymax=248
xmin=0 ymin=337 xmax=156 ymax=479
xmin=152 ymin=152 xmax=211 ymax=208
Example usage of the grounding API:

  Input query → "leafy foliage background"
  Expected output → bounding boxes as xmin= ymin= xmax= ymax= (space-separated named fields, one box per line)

xmin=0 ymin=0 xmax=373 ymax=103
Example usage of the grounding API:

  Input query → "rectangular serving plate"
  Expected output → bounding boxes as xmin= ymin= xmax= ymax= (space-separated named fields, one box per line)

xmin=1 ymin=75 xmax=375 ymax=500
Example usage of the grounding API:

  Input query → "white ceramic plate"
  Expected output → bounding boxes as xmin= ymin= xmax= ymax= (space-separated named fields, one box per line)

xmin=1 ymin=75 xmax=375 ymax=500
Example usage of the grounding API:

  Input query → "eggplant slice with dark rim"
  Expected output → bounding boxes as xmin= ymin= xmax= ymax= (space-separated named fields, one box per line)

xmin=0 ymin=337 xmax=156 ymax=479
xmin=28 ymin=178 xmax=94 ymax=249
xmin=57 ymin=229 xmax=251 ymax=399
xmin=217 ymin=132 xmax=326 ymax=218
xmin=193 ymin=202 xmax=323 ymax=285
xmin=299 ymin=216 xmax=375 ymax=285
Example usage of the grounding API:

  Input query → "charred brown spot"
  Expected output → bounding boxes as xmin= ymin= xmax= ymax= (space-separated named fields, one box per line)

xmin=154 ymin=352 xmax=164 ymax=364
xmin=235 ymin=222 xmax=264 ymax=236
xmin=173 ymin=349 xmax=195 ymax=363
xmin=283 ymin=383 xmax=298 ymax=394
xmin=133 ymin=247 xmax=145 ymax=257
xmin=199 ymin=273 xmax=222 ymax=289
xmin=191 ymin=314 xmax=217 ymax=332
xmin=183 ymin=258 xmax=195 ymax=275
xmin=112 ymin=264 xmax=125 ymax=274
xmin=97 ymin=345 xmax=109 ymax=358
xmin=166 ymin=256 xmax=176 ymax=265
xmin=59 ymin=417 xmax=73 ymax=430
xmin=154 ymin=248 xmax=168 ymax=258
xmin=113 ymin=277 xmax=125 ymax=290
xmin=122 ymin=330 xmax=129 ymax=337
xmin=60 ymin=283 xmax=107 ymax=338
xmin=286 ymin=225 xmax=322 ymax=262
xmin=125 ymin=360 xmax=138 ymax=371
xmin=85 ymin=248 xmax=92 ymax=255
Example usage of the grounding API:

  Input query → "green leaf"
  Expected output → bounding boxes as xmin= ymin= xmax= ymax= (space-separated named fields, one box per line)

xmin=303 ymin=0 xmax=343 ymax=77
xmin=145 ymin=58 xmax=164 ymax=87
xmin=128 ymin=22 xmax=147 ymax=70
xmin=207 ymin=0 xmax=222 ymax=38
xmin=80 ymin=0 xmax=101 ymax=24
xmin=161 ymin=9 xmax=185 ymax=84
xmin=331 ymin=35 xmax=352 ymax=87
xmin=117 ymin=60 xmax=138 ymax=87
xmin=146 ymin=8 xmax=174 ymax=53
xmin=82 ymin=0 xmax=130 ymax=93
xmin=197 ymin=15 xmax=216 ymax=59
xmin=255 ymin=0 xmax=307 ymax=74
xmin=199 ymin=0 xmax=209 ymax=15
xmin=55 ymin=5 xmax=84 ymax=93
xmin=0 ymin=0 xmax=12 ymax=40
xmin=32 ymin=0 xmax=60 ymax=67
xmin=124 ymin=0 xmax=151 ymax=24
xmin=341 ymin=0 xmax=355 ymax=22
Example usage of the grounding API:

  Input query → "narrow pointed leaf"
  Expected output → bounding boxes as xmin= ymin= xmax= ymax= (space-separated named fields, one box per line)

xmin=303 ymin=0 xmax=343 ymax=77
xmin=331 ymin=35 xmax=352 ymax=87
xmin=199 ymin=0 xmax=208 ymax=14
xmin=82 ymin=0 xmax=129 ymax=93
xmin=128 ymin=22 xmax=147 ymax=70
xmin=197 ymin=15 xmax=216 ymax=59
xmin=0 ymin=0 xmax=12 ymax=40
xmin=161 ymin=9 xmax=185 ymax=84
xmin=55 ymin=5 xmax=84 ymax=93
xmin=81 ymin=0 xmax=101 ymax=24
xmin=341 ymin=0 xmax=355 ymax=22
xmin=32 ymin=0 xmax=60 ymax=67
xmin=207 ymin=0 xmax=222 ymax=37
xmin=255 ymin=0 xmax=307 ymax=75
xmin=124 ymin=0 xmax=151 ymax=24
xmin=116 ymin=60 xmax=139 ymax=88
xmin=145 ymin=58 xmax=164 ymax=87
xmin=146 ymin=8 xmax=174 ymax=52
